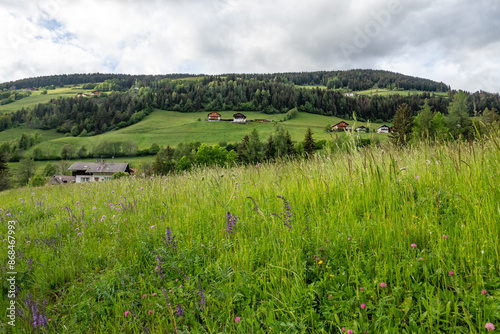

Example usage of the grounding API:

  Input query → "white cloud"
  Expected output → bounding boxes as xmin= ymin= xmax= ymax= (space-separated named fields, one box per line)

xmin=1 ymin=0 xmax=499 ymax=92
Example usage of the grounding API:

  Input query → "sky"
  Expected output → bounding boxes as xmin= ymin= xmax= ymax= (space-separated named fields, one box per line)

xmin=1 ymin=0 xmax=499 ymax=93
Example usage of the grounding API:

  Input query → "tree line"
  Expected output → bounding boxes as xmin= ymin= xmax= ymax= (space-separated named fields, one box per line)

xmin=390 ymin=91 xmax=500 ymax=146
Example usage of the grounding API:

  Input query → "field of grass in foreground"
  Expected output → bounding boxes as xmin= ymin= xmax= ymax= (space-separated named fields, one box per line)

xmin=1 ymin=138 xmax=499 ymax=333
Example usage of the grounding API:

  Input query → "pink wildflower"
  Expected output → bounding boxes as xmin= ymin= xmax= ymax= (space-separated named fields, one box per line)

xmin=485 ymin=323 xmax=495 ymax=331
xmin=142 ymin=294 xmax=147 ymax=298
xmin=360 ymin=304 xmax=366 ymax=309
xmin=380 ymin=282 xmax=387 ymax=288
xmin=347 ymin=330 xmax=353 ymax=334
xmin=148 ymin=310 xmax=153 ymax=315
xmin=481 ymin=289 xmax=488 ymax=295
xmin=411 ymin=243 xmax=417 ymax=248
xmin=449 ymin=271 xmax=454 ymax=276
xmin=235 ymin=316 xmax=241 ymax=323
xmin=124 ymin=311 xmax=130 ymax=317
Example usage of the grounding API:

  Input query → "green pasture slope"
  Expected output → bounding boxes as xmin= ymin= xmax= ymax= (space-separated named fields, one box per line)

xmin=1 ymin=137 xmax=499 ymax=333
xmin=0 ymin=86 xmax=94 ymax=115
xmin=16 ymin=109 xmax=389 ymax=156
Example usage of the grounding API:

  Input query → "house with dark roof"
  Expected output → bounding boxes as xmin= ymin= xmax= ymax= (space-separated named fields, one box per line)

xmin=68 ymin=161 xmax=130 ymax=183
xmin=233 ymin=113 xmax=247 ymax=123
xmin=377 ymin=125 xmax=390 ymax=133
xmin=332 ymin=121 xmax=349 ymax=131
xmin=355 ymin=126 xmax=367 ymax=133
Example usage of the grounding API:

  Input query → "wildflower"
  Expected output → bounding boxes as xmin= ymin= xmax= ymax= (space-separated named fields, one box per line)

xmin=442 ymin=235 xmax=448 ymax=239
xmin=347 ymin=330 xmax=353 ymax=334
xmin=449 ymin=271 xmax=454 ymax=276
xmin=481 ymin=289 xmax=488 ymax=295
xmin=328 ymin=295 xmax=332 ymax=299
xmin=341 ymin=328 xmax=345 ymax=332
xmin=148 ymin=310 xmax=153 ymax=315
xmin=226 ymin=212 xmax=238 ymax=235
xmin=416 ymin=176 xmax=420 ymax=180
xmin=360 ymin=287 xmax=364 ymax=291
xmin=318 ymin=261 xmax=323 ymax=265
xmin=348 ymin=237 xmax=351 ymax=241
xmin=124 ymin=311 xmax=130 ymax=317
xmin=164 ymin=227 xmax=177 ymax=250
xmin=485 ymin=323 xmax=495 ymax=331
xmin=235 ymin=316 xmax=241 ymax=323
xmin=411 ymin=243 xmax=417 ymax=248
xmin=418 ymin=257 xmax=423 ymax=260
xmin=150 ymin=225 xmax=155 ymax=229
xmin=175 ymin=304 xmax=184 ymax=317
xmin=360 ymin=304 xmax=366 ymax=309
xmin=380 ymin=282 xmax=387 ymax=288
xmin=153 ymin=293 xmax=157 ymax=296
xmin=142 ymin=294 xmax=147 ymax=299
xmin=77 ymin=233 xmax=82 ymax=236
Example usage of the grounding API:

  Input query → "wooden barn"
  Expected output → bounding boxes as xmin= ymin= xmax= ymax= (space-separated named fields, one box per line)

xmin=207 ymin=112 xmax=221 ymax=121
xmin=332 ymin=121 xmax=349 ymax=131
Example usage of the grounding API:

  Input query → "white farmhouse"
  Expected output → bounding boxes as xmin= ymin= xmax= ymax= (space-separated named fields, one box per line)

xmin=377 ymin=125 xmax=390 ymax=133
xmin=68 ymin=161 xmax=130 ymax=183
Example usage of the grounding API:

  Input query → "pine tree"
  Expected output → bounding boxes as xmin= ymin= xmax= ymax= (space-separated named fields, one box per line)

xmin=303 ymin=127 xmax=316 ymax=157
xmin=390 ymin=103 xmax=414 ymax=146
xmin=0 ymin=153 xmax=9 ymax=191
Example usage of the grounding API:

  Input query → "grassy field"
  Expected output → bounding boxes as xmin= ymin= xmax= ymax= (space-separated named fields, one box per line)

xmin=0 ymin=86 xmax=95 ymax=115
xmin=15 ymin=109 xmax=389 ymax=157
xmin=354 ymin=89 xmax=448 ymax=97
xmin=0 ymin=136 xmax=499 ymax=333
xmin=0 ymin=127 xmax=64 ymax=143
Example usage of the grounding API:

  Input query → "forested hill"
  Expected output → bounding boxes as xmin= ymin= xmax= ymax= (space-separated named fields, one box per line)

xmin=1 ymin=71 xmax=499 ymax=137
xmin=241 ymin=69 xmax=449 ymax=92
xmin=0 ymin=73 xmax=199 ymax=91
xmin=1 ymin=69 xmax=448 ymax=92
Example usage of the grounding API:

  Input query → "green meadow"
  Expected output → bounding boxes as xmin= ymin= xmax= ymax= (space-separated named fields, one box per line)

xmin=11 ymin=109 xmax=388 ymax=158
xmin=0 ymin=136 xmax=499 ymax=333
xmin=0 ymin=86 xmax=94 ymax=115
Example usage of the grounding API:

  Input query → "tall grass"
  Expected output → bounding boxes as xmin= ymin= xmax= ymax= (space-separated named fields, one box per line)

xmin=1 ymin=136 xmax=499 ymax=333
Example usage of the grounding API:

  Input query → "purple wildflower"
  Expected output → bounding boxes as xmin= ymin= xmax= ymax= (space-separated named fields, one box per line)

xmin=164 ymin=227 xmax=177 ymax=250
xmin=226 ymin=212 xmax=237 ymax=235
xmin=175 ymin=304 xmax=184 ymax=317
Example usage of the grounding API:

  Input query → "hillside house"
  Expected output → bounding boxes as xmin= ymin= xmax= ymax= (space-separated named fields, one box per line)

xmin=332 ymin=121 xmax=349 ymax=131
xmin=233 ymin=113 xmax=247 ymax=123
xmin=377 ymin=125 xmax=390 ymax=133
xmin=68 ymin=161 xmax=130 ymax=183
xmin=344 ymin=92 xmax=354 ymax=97
xmin=355 ymin=126 xmax=367 ymax=133
xmin=207 ymin=112 xmax=221 ymax=121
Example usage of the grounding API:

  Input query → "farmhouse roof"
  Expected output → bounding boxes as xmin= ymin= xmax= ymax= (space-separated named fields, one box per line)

xmin=233 ymin=113 xmax=246 ymax=118
xmin=208 ymin=111 xmax=221 ymax=117
xmin=51 ymin=175 xmax=75 ymax=184
xmin=333 ymin=121 xmax=349 ymax=126
xmin=378 ymin=125 xmax=390 ymax=128
xmin=68 ymin=162 xmax=129 ymax=174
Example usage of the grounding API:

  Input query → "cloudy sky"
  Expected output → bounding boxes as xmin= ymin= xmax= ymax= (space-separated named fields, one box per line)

xmin=1 ymin=0 xmax=499 ymax=92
